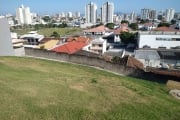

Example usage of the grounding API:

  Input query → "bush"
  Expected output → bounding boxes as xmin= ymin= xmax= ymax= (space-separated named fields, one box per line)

xmin=51 ymin=31 xmax=60 ymax=37
xmin=105 ymin=23 xmax=115 ymax=29
xmin=129 ymin=23 xmax=138 ymax=30
xmin=40 ymin=45 xmax=45 ymax=49
xmin=158 ymin=22 xmax=170 ymax=27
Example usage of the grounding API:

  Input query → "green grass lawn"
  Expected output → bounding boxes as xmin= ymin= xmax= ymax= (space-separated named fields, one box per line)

xmin=11 ymin=27 xmax=81 ymax=37
xmin=38 ymin=28 xmax=81 ymax=37
xmin=0 ymin=57 xmax=179 ymax=120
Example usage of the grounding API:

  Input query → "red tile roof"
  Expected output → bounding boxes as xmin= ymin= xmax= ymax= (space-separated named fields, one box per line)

xmin=52 ymin=41 xmax=87 ymax=54
xmin=84 ymin=25 xmax=108 ymax=33
xmin=155 ymin=27 xmax=180 ymax=32
xmin=113 ymin=24 xmax=129 ymax=34
xmin=67 ymin=36 xmax=89 ymax=42
xmin=144 ymin=22 xmax=154 ymax=26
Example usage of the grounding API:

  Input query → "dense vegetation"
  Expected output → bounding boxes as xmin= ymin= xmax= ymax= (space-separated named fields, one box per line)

xmin=120 ymin=32 xmax=137 ymax=44
xmin=0 ymin=57 xmax=179 ymax=120
xmin=129 ymin=23 xmax=138 ymax=30
xmin=105 ymin=23 xmax=115 ymax=29
xmin=121 ymin=20 xmax=129 ymax=24
xmin=158 ymin=22 xmax=170 ymax=27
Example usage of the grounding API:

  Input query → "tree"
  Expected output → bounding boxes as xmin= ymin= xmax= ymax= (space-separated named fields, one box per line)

xmin=120 ymin=32 xmax=136 ymax=44
xmin=51 ymin=31 xmax=60 ymax=37
xmin=121 ymin=20 xmax=129 ymax=24
xmin=138 ymin=19 xmax=149 ymax=24
xmin=129 ymin=23 xmax=138 ymax=30
xmin=42 ymin=16 xmax=51 ymax=22
xmin=105 ymin=23 xmax=115 ymax=29
xmin=171 ymin=20 xmax=176 ymax=25
xmin=158 ymin=22 xmax=170 ymax=27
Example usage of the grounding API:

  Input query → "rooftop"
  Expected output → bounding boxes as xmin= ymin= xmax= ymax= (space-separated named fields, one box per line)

xmin=139 ymin=31 xmax=180 ymax=35
xmin=91 ymin=37 xmax=106 ymax=44
xmin=67 ymin=36 xmax=90 ymax=42
xmin=21 ymin=33 xmax=44 ymax=39
xmin=84 ymin=25 xmax=108 ymax=33
xmin=52 ymin=41 xmax=87 ymax=54
xmin=155 ymin=26 xmax=180 ymax=32
xmin=39 ymin=40 xmax=59 ymax=50
xmin=158 ymin=50 xmax=180 ymax=60
xmin=135 ymin=50 xmax=160 ymax=60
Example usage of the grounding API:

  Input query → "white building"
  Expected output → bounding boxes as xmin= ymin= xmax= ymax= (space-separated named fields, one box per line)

xmin=141 ymin=8 xmax=150 ymax=20
xmin=75 ymin=12 xmax=81 ymax=18
xmin=67 ymin=12 xmax=73 ymax=18
xmin=85 ymin=2 xmax=97 ymax=24
xmin=16 ymin=5 xmax=32 ymax=25
xmin=101 ymin=2 xmax=114 ymax=23
xmin=61 ymin=12 xmax=66 ymax=18
xmin=89 ymin=37 xmax=107 ymax=54
xmin=138 ymin=31 xmax=180 ymax=49
xmin=130 ymin=11 xmax=136 ymax=23
xmin=21 ymin=31 xmax=44 ymax=45
xmin=149 ymin=9 xmax=157 ymax=20
xmin=165 ymin=8 xmax=175 ymax=22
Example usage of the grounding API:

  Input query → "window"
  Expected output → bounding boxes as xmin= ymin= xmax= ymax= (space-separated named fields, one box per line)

xmin=158 ymin=47 xmax=166 ymax=49
xmin=98 ymin=44 xmax=102 ymax=47
xmin=176 ymin=38 xmax=180 ymax=41
xmin=35 ymin=39 xmax=38 ymax=43
xmin=143 ymin=45 xmax=151 ymax=48
xmin=156 ymin=37 xmax=180 ymax=41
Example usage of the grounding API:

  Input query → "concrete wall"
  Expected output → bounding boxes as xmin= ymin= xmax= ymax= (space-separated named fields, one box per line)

xmin=25 ymin=48 xmax=138 ymax=76
xmin=0 ymin=18 xmax=14 ymax=56
xmin=25 ymin=48 xmax=180 ymax=81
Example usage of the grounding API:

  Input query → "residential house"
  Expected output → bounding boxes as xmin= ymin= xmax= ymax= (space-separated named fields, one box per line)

xmin=21 ymin=31 xmax=44 ymax=45
xmin=89 ymin=37 xmax=107 ymax=54
xmin=52 ymin=36 xmax=90 ymax=54
xmin=83 ymin=25 xmax=109 ymax=35
xmin=134 ymin=50 xmax=161 ymax=68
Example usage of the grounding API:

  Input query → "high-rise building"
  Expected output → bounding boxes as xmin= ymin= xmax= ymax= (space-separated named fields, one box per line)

xmin=149 ymin=9 xmax=157 ymax=20
xmin=174 ymin=12 xmax=180 ymax=20
xmin=101 ymin=2 xmax=114 ymax=23
xmin=157 ymin=10 xmax=164 ymax=20
xmin=16 ymin=5 xmax=32 ymax=25
xmin=67 ymin=12 xmax=73 ymax=18
xmin=61 ymin=12 xmax=66 ymax=18
xmin=141 ymin=8 xmax=150 ymax=20
xmin=85 ymin=2 xmax=97 ymax=24
xmin=165 ymin=8 xmax=175 ymax=22
xmin=75 ymin=12 xmax=81 ymax=18
xmin=130 ymin=11 xmax=136 ymax=22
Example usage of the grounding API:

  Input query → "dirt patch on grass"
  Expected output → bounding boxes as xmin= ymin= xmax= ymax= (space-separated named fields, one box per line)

xmin=167 ymin=80 xmax=180 ymax=90
xmin=70 ymin=84 xmax=86 ymax=92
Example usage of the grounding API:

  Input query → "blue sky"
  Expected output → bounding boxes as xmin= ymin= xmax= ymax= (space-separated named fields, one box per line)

xmin=0 ymin=0 xmax=180 ymax=15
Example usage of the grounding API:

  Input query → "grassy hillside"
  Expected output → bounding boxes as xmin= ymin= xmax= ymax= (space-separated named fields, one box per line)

xmin=0 ymin=57 xmax=179 ymax=120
